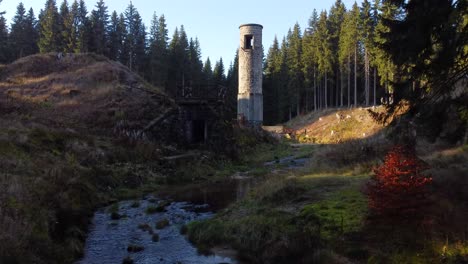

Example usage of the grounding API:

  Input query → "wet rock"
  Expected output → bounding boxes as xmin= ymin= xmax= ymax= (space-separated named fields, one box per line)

xmin=130 ymin=201 xmax=140 ymax=208
xmin=127 ymin=244 xmax=144 ymax=253
xmin=155 ymin=219 xmax=170 ymax=229
xmin=122 ymin=256 xmax=134 ymax=264
xmin=110 ymin=212 xmax=121 ymax=220
xmin=138 ymin=223 xmax=153 ymax=233
xmin=152 ymin=233 xmax=159 ymax=242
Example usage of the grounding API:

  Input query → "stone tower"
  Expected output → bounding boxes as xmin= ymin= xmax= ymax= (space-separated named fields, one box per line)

xmin=238 ymin=23 xmax=263 ymax=127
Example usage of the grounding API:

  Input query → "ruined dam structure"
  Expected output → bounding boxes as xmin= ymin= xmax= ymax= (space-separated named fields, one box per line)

xmin=238 ymin=24 xmax=263 ymax=127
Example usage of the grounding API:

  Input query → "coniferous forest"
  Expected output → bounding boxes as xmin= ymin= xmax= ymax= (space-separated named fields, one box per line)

xmin=0 ymin=0 xmax=465 ymax=124
xmin=0 ymin=0 xmax=467 ymax=263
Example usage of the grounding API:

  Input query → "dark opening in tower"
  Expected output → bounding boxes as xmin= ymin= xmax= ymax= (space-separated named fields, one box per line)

xmin=244 ymin=35 xmax=254 ymax=49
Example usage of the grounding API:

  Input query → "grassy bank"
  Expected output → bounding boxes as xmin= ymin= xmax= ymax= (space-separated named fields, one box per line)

xmin=187 ymin=134 xmax=468 ymax=263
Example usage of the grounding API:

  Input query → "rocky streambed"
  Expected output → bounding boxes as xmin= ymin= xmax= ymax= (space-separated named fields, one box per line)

xmin=77 ymin=196 xmax=237 ymax=264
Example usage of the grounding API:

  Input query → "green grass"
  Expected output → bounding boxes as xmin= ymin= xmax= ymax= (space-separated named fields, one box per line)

xmin=300 ymin=188 xmax=368 ymax=239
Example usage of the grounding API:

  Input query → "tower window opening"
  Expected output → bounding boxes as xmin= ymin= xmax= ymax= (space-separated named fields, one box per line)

xmin=244 ymin=35 xmax=254 ymax=49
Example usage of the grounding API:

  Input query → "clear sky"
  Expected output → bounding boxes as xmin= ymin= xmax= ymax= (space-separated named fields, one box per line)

xmin=1 ymin=0 xmax=362 ymax=68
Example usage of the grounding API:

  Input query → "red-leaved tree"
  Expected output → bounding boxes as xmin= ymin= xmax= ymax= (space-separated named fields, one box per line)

xmin=366 ymin=145 xmax=433 ymax=219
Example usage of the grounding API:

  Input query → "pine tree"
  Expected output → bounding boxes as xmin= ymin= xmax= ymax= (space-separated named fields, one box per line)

xmin=89 ymin=0 xmax=109 ymax=55
xmin=302 ymin=9 xmax=319 ymax=111
xmin=286 ymin=23 xmax=304 ymax=115
xmin=213 ymin=57 xmax=226 ymax=85
xmin=378 ymin=0 xmax=466 ymax=118
xmin=202 ymin=57 xmax=213 ymax=87
xmin=76 ymin=0 xmax=89 ymax=52
xmin=150 ymin=14 xmax=169 ymax=89
xmin=107 ymin=11 xmax=122 ymax=61
xmin=328 ymin=0 xmax=346 ymax=107
xmin=0 ymin=14 xmax=9 ymax=63
xmin=374 ymin=0 xmax=397 ymax=102
xmin=188 ymin=37 xmax=203 ymax=89
xmin=10 ymin=2 xmax=29 ymax=59
xmin=123 ymin=2 xmax=146 ymax=72
xmin=264 ymin=36 xmax=283 ymax=123
xmin=360 ymin=0 xmax=374 ymax=106
xmin=316 ymin=11 xmax=333 ymax=109
xmin=25 ymin=8 xmax=39 ymax=55
xmin=59 ymin=0 xmax=72 ymax=52
xmin=38 ymin=0 xmax=61 ymax=53
xmin=225 ymin=50 xmax=239 ymax=119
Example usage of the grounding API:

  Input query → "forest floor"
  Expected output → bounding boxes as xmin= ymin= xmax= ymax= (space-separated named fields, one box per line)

xmin=187 ymin=108 xmax=468 ymax=264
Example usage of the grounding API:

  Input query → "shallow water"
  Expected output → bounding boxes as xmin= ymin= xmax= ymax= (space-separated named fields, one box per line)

xmin=77 ymin=198 xmax=237 ymax=264
xmin=78 ymin=156 xmax=307 ymax=264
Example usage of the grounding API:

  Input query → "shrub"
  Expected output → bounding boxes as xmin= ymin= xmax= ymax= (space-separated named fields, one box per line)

xmin=366 ymin=145 xmax=432 ymax=219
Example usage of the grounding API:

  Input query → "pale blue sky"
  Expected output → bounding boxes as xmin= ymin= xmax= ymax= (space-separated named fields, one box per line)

xmin=1 ymin=0 xmax=362 ymax=67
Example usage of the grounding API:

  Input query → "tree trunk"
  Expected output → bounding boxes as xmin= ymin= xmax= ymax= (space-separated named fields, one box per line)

xmin=340 ymin=65 xmax=344 ymax=107
xmin=354 ymin=45 xmax=357 ymax=107
xmin=365 ymin=49 xmax=370 ymax=106
xmin=335 ymin=71 xmax=339 ymax=107
xmin=324 ymin=73 xmax=328 ymax=109
xmin=348 ymin=54 xmax=351 ymax=107
xmin=314 ymin=67 xmax=317 ymax=111
xmin=373 ymin=67 xmax=377 ymax=105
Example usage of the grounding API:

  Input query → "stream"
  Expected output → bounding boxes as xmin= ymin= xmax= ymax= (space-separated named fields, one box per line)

xmin=77 ymin=155 xmax=306 ymax=264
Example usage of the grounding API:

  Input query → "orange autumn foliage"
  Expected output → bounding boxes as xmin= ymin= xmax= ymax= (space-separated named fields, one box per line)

xmin=367 ymin=145 xmax=433 ymax=218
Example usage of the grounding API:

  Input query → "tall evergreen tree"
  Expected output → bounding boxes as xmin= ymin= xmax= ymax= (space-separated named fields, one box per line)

xmin=202 ymin=57 xmax=213 ymax=87
xmin=149 ymin=14 xmax=169 ymax=89
xmin=213 ymin=57 xmax=226 ymax=85
xmin=379 ymin=0 xmax=466 ymax=118
xmin=302 ymin=9 xmax=319 ymax=111
xmin=188 ymin=37 xmax=203 ymax=89
xmin=76 ymin=0 xmax=89 ymax=52
xmin=225 ymin=50 xmax=239 ymax=119
xmin=328 ymin=0 xmax=346 ymax=107
xmin=10 ymin=2 xmax=30 ymax=59
xmin=107 ymin=11 xmax=123 ymax=61
xmin=265 ymin=36 xmax=283 ymax=123
xmin=374 ymin=0 xmax=397 ymax=101
xmin=59 ymin=0 xmax=71 ymax=52
xmin=286 ymin=23 xmax=304 ymax=115
xmin=360 ymin=0 xmax=374 ymax=106
xmin=0 ymin=14 xmax=9 ymax=63
xmin=316 ymin=11 xmax=333 ymax=109
xmin=123 ymin=2 xmax=146 ymax=72
xmin=38 ymin=0 xmax=60 ymax=53
xmin=89 ymin=0 xmax=109 ymax=55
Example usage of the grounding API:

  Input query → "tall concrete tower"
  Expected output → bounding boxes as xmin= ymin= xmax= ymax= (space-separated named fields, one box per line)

xmin=238 ymin=23 xmax=263 ymax=127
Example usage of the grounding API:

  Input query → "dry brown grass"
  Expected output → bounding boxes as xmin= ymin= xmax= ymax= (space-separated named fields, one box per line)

xmin=0 ymin=53 xmax=176 ymax=138
xmin=286 ymin=107 xmax=386 ymax=144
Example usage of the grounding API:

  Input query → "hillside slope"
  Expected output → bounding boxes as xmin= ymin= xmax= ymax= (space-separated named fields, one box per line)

xmin=0 ymin=53 xmax=176 ymax=138
xmin=285 ymin=106 xmax=386 ymax=144
xmin=0 ymin=53 xmax=179 ymax=263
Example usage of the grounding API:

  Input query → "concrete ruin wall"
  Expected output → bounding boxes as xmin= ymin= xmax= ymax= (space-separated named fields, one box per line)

xmin=238 ymin=24 xmax=263 ymax=126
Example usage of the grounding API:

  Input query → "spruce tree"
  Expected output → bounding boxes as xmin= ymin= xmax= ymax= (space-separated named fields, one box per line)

xmin=148 ymin=14 xmax=169 ymax=89
xmin=89 ymin=0 xmax=109 ymax=55
xmin=10 ymin=2 xmax=28 ymax=59
xmin=328 ymin=0 xmax=346 ymax=107
xmin=188 ymin=37 xmax=203 ymax=89
xmin=316 ymin=11 xmax=333 ymax=109
xmin=213 ymin=57 xmax=226 ymax=85
xmin=38 ymin=0 xmax=60 ymax=53
xmin=302 ymin=9 xmax=319 ymax=111
xmin=107 ymin=11 xmax=122 ymax=61
xmin=225 ymin=50 xmax=239 ymax=119
xmin=0 ymin=14 xmax=9 ymax=63
xmin=59 ymin=0 xmax=71 ymax=52
xmin=360 ymin=0 xmax=374 ymax=106
xmin=202 ymin=57 xmax=213 ymax=87
xmin=286 ymin=23 xmax=304 ymax=115
xmin=76 ymin=0 xmax=89 ymax=52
